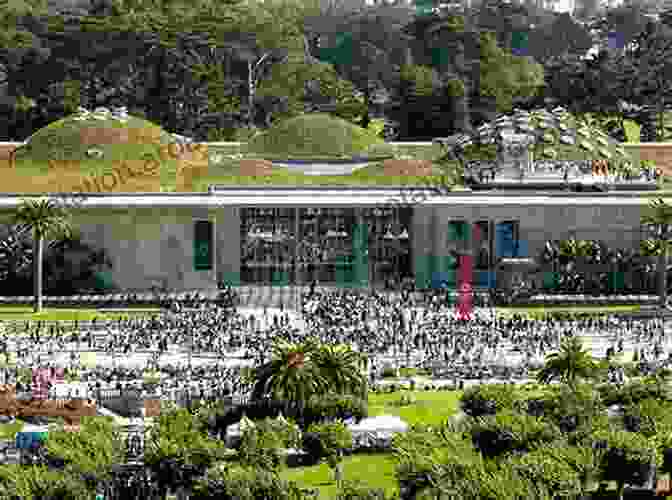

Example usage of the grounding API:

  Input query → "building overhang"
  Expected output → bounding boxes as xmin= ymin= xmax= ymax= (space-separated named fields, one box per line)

xmin=0 ymin=189 xmax=667 ymax=209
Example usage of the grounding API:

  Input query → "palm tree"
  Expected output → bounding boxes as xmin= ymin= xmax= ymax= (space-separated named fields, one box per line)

xmin=9 ymin=198 xmax=74 ymax=313
xmin=0 ymin=223 xmax=33 ymax=291
xmin=311 ymin=344 xmax=368 ymax=398
xmin=641 ymin=198 xmax=672 ymax=307
xmin=537 ymin=336 xmax=597 ymax=389
xmin=250 ymin=338 xmax=330 ymax=404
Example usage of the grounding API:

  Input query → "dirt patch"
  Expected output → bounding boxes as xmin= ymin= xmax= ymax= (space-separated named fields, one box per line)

xmin=383 ymin=159 xmax=434 ymax=177
xmin=0 ymin=144 xmax=18 ymax=168
xmin=171 ymin=143 xmax=210 ymax=191
xmin=79 ymin=126 xmax=162 ymax=145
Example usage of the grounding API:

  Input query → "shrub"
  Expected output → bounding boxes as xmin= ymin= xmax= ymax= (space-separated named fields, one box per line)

xmin=337 ymin=480 xmax=393 ymax=500
xmin=302 ymin=421 xmax=353 ymax=465
xmin=505 ymin=446 xmax=583 ymax=498
xmin=193 ymin=464 xmax=304 ymax=500
xmin=237 ymin=426 xmax=287 ymax=471
xmin=303 ymin=394 xmax=368 ymax=427
xmin=254 ymin=416 xmax=302 ymax=449
xmin=394 ymin=394 xmax=417 ymax=407
xmin=460 ymin=383 xmax=517 ymax=417
xmin=543 ymin=383 xmax=604 ymax=436
xmin=608 ymin=378 xmax=672 ymax=407
xmin=596 ymin=429 xmax=658 ymax=492
xmin=469 ymin=411 xmax=561 ymax=459
xmin=399 ymin=367 xmax=419 ymax=378
xmin=621 ymin=398 xmax=672 ymax=438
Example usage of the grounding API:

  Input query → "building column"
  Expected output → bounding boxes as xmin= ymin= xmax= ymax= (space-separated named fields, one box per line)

xmin=294 ymin=207 xmax=300 ymax=285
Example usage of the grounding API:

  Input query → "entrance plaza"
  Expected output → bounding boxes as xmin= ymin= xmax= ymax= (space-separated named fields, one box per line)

xmin=0 ymin=188 xmax=649 ymax=292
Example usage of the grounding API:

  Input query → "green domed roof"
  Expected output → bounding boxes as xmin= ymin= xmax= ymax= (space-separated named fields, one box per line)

xmin=245 ymin=113 xmax=385 ymax=158
xmin=14 ymin=107 xmax=179 ymax=167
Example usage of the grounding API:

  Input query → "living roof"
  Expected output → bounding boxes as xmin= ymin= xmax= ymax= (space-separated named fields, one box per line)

xmin=245 ymin=112 xmax=386 ymax=157
xmin=10 ymin=109 xmax=182 ymax=190
xmin=450 ymin=107 xmax=635 ymax=165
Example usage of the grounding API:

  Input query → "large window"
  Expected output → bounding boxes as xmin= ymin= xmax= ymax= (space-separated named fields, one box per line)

xmin=495 ymin=221 xmax=520 ymax=258
xmin=240 ymin=206 xmax=412 ymax=285
xmin=362 ymin=207 xmax=412 ymax=283
xmin=297 ymin=208 xmax=355 ymax=283
xmin=474 ymin=220 xmax=492 ymax=270
xmin=473 ymin=220 xmax=496 ymax=288
xmin=240 ymin=208 xmax=295 ymax=284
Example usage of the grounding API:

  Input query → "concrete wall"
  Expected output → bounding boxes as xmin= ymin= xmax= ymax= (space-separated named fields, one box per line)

xmin=215 ymin=206 xmax=241 ymax=286
xmin=74 ymin=207 xmax=221 ymax=291
xmin=410 ymin=202 xmax=645 ymax=287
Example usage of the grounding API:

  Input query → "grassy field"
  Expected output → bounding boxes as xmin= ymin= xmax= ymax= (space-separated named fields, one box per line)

xmin=0 ymin=306 xmax=162 ymax=323
xmin=278 ymin=389 xmax=462 ymax=498
xmin=495 ymin=304 xmax=646 ymax=317
xmin=281 ymin=453 xmax=399 ymax=499
xmin=0 ymin=420 xmax=23 ymax=440
xmin=367 ymin=390 xmax=462 ymax=428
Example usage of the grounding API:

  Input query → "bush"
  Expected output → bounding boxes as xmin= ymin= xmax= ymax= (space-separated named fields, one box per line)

xmin=460 ymin=383 xmax=517 ymax=417
xmin=469 ymin=411 xmax=561 ymax=459
xmin=237 ymin=426 xmax=287 ymax=471
xmin=596 ymin=429 xmax=658 ymax=489
xmin=399 ymin=367 xmax=419 ymax=378
xmin=193 ymin=464 xmax=304 ymax=500
xmin=302 ymin=421 xmax=353 ymax=465
xmin=303 ymin=394 xmax=368 ymax=428
xmin=543 ymin=383 xmax=603 ymax=435
xmin=607 ymin=378 xmax=672 ymax=407
xmin=505 ymin=446 xmax=583 ymax=498
xmin=394 ymin=394 xmax=416 ymax=407
xmin=254 ymin=416 xmax=302 ymax=449
xmin=621 ymin=398 xmax=672 ymax=438
xmin=336 ymin=480 xmax=393 ymax=500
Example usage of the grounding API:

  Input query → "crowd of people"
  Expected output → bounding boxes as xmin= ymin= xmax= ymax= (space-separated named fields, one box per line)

xmin=0 ymin=287 xmax=670 ymax=409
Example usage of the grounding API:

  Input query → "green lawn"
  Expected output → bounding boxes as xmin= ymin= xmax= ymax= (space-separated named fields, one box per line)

xmin=495 ymin=304 xmax=646 ymax=318
xmin=0 ymin=306 xmax=162 ymax=323
xmin=0 ymin=420 xmax=23 ymax=440
xmin=367 ymin=390 xmax=463 ymax=428
xmin=280 ymin=453 xmax=399 ymax=500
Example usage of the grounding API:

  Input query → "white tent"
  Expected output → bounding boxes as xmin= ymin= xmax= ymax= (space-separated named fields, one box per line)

xmin=348 ymin=415 xmax=408 ymax=433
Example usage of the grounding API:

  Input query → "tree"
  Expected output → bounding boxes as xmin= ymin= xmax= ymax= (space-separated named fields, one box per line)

xmin=144 ymin=407 xmax=228 ymax=500
xmin=0 ymin=464 xmax=89 ymax=499
xmin=251 ymin=338 xmax=329 ymax=404
xmin=596 ymin=429 xmax=658 ymax=500
xmin=611 ymin=18 xmax=672 ymax=141
xmin=311 ymin=344 xmax=368 ymax=399
xmin=42 ymin=415 xmax=125 ymax=491
xmin=504 ymin=445 xmax=583 ymax=498
xmin=303 ymin=2 xmax=412 ymax=129
xmin=477 ymin=31 xmax=544 ymax=114
xmin=537 ymin=336 xmax=598 ymax=389
xmin=8 ymin=198 xmax=73 ymax=313
xmin=641 ymin=198 xmax=672 ymax=307
xmin=193 ymin=463 xmax=305 ymax=500
xmin=526 ymin=12 xmax=594 ymax=63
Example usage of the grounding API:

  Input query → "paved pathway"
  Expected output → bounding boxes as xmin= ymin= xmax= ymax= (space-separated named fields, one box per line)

xmin=267 ymin=161 xmax=372 ymax=176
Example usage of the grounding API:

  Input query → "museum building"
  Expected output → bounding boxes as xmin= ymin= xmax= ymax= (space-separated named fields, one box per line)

xmin=0 ymin=188 xmax=653 ymax=292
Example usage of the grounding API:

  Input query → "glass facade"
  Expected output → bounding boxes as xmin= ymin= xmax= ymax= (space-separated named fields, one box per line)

xmin=239 ymin=207 xmax=412 ymax=285
xmin=238 ymin=207 xmax=518 ymax=287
